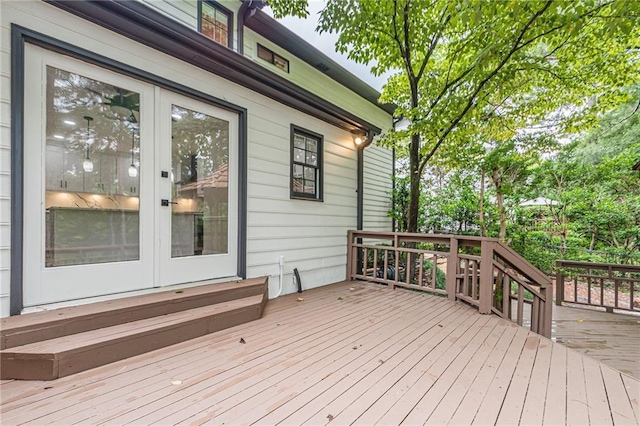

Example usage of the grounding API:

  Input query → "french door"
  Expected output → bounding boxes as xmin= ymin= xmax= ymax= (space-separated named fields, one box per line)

xmin=23 ymin=45 xmax=237 ymax=307
xmin=157 ymin=91 xmax=238 ymax=285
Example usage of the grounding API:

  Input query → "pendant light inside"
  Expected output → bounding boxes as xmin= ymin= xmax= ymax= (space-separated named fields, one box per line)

xmin=82 ymin=116 xmax=94 ymax=173
xmin=128 ymin=123 xmax=138 ymax=178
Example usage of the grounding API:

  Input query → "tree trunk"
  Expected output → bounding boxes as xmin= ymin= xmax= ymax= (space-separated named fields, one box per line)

xmin=407 ymin=132 xmax=421 ymax=234
xmin=497 ymin=190 xmax=506 ymax=241
xmin=479 ymin=169 xmax=486 ymax=237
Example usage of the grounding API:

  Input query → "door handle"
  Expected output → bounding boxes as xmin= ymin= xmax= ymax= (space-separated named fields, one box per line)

xmin=161 ymin=199 xmax=178 ymax=206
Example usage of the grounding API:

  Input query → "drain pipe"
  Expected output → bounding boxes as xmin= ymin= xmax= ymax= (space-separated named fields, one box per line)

xmin=275 ymin=255 xmax=284 ymax=297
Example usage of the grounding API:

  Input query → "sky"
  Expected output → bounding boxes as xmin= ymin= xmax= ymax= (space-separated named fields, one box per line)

xmin=263 ymin=1 xmax=391 ymax=92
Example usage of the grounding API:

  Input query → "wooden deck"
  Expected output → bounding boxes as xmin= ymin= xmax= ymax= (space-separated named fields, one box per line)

xmin=552 ymin=304 xmax=640 ymax=379
xmin=1 ymin=281 xmax=638 ymax=425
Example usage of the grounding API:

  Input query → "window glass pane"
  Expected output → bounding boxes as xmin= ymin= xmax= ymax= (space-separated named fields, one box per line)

xmin=306 ymin=138 xmax=317 ymax=152
xmin=201 ymin=3 xmax=229 ymax=46
xmin=304 ymin=181 xmax=316 ymax=194
xmin=294 ymin=134 xmax=305 ymax=149
xmin=304 ymin=166 xmax=315 ymax=180
xmin=293 ymin=178 xmax=304 ymax=193
xmin=306 ymin=151 xmax=318 ymax=166
xmin=45 ymin=66 xmax=141 ymax=267
xmin=257 ymin=45 xmax=273 ymax=62
xmin=294 ymin=147 xmax=305 ymax=163
xmin=293 ymin=164 xmax=303 ymax=178
xmin=171 ymin=105 xmax=229 ymax=258
xmin=273 ymin=55 xmax=289 ymax=72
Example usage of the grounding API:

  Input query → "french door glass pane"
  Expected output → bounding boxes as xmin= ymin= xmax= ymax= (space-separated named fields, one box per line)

xmin=171 ymin=105 xmax=229 ymax=258
xmin=45 ymin=66 xmax=141 ymax=267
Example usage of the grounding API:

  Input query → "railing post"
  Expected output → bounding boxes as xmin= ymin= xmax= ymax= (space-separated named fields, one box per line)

xmin=542 ymin=285 xmax=552 ymax=338
xmin=446 ymin=237 xmax=458 ymax=301
xmin=346 ymin=230 xmax=354 ymax=281
xmin=555 ymin=261 xmax=563 ymax=306
xmin=478 ymin=240 xmax=495 ymax=314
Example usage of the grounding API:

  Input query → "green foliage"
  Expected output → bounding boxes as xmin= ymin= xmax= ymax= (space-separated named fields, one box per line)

xmin=422 ymin=259 xmax=447 ymax=290
xmin=269 ymin=0 xmax=640 ymax=234
xmin=267 ymin=0 xmax=309 ymax=18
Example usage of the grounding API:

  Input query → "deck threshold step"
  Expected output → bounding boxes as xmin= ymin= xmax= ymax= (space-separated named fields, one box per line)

xmin=1 ymin=277 xmax=267 ymax=350
xmin=1 ymin=294 xmax=265 ymax=380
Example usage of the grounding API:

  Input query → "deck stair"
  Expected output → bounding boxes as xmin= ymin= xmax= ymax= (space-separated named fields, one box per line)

xmin=0 ymin=277 xmax=268 ymax=380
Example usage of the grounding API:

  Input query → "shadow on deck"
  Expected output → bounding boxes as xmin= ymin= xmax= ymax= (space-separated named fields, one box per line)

xmin=1 ymin=281 xmax=638 ymax=425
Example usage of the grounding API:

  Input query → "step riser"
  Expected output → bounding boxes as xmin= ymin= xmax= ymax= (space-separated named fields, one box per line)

xmin=2 ymin=283 xmax=265 ymax=350
xmin=1 ymin=303 xmax=262 ymax=380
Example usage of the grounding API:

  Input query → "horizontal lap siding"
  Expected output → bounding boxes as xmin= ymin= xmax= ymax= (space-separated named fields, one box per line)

xmin=243 ymin=29 xmax=390 ymax=131
xmin=140 ymin=0 xmax=199 ymax=29
xmin=0 ymin=21 xmax=10 ymax=316
xmin=364 ymin=144 xmax=393 ymax=232
xmin=0 ymin=0 xmax=392 ymax=314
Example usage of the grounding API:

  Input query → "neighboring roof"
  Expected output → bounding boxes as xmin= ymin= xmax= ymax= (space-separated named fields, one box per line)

xmin=520 ymin=197 xmax=559 ymax=207
xmin=244 ymin=9 xmax=396 ymax=116
xmin=180 ymin=164 xmax=229 ymax=191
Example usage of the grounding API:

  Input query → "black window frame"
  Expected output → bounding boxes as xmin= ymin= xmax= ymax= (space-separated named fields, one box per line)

xmin=290 ymin=125 xmax=323 ymax=201
xmin=198 ymin=0 xmax=233 ymax=49
xmin=257 ymin=43 xmax=290 ymax=73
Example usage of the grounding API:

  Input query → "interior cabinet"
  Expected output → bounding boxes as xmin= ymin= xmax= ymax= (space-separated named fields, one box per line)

xmin=45 ymin=144 xmax=139 ymax=195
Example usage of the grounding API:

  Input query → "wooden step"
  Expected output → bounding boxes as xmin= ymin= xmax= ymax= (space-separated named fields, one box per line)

xmin=1 ymin=277 xmax=268 ymax=350
xmin=1 ymin=294 xmax=265 ymax=380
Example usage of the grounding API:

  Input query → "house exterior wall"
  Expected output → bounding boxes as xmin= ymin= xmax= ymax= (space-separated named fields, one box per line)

xmin=139 ymin=0 xmax=390 ymax=133
xmin=0 ymin=0 xmax=392 ymax=317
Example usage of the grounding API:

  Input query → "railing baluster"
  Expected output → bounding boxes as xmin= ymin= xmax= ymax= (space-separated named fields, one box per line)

xmin=383 ymin=250 xmax=389 ymax=285
xmin=587 ymin=268 xmax=591 ymax=305
xmin=406 ymin=252 xmax=411 ymax=285
xmin=463 ymin=259 xmax=469 ymax=297
xmin=517 ymin=286 xmax=524 ymax=326
xmin=363 ymin=248 xmax=368 ymax=278
xmin=394 ymin=245 xmax=399 ymax=285
xmin=472 ymin=260 xmax=478 ymax=301
xmin=502 ymin=274 xmax=510 ymax=319
xmin=373 ymin=248 xmax=378 ymax=281
xmin=432 ymin=255 xmax=438 ymax=290
xmin=532 ymin=297 xmax=539 ymax=334
xmin=418 ymin=253 xmax=424 ymax=287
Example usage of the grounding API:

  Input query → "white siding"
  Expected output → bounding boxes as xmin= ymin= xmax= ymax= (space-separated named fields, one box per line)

xmin=140 ymin=0 xmax=199 ymax=29
xmin=364 ymin=144 xmax=393 ymax=232
xmin=139 ymin=0 xmax=391 ymax=131
xmin=0 ymin=0 xmax=392 ymax=316
xmin=243 ymin=29 xmax=390 ymax=131
xmin=0 ymin=27 xmax=10 ymax=315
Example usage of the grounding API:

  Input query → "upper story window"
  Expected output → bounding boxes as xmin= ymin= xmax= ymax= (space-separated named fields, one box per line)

xmin=257 ymin=44 xmax=289 ymax=73
xmin=291 ymin=126 xmax=323 ymax=201
xmin=199 ymin=1 xmax=233 ymax=48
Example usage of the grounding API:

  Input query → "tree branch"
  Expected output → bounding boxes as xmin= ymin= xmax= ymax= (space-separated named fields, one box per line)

xmin=418 ymin=0 xmax=555 ymax=176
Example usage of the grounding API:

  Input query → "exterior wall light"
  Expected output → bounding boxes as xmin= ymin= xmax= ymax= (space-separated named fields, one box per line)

xmin=354 ymin=136 xmax=363 ymax=146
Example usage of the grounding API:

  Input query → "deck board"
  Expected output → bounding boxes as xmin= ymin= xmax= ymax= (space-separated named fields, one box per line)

xmin=1 ymin=281 xmax=638 ymax=425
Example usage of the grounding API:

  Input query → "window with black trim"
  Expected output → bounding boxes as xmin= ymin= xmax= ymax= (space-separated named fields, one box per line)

xmin=199 ymin=1 xmax=233 ymax=48
xmin=257 ymin=44 xmax=290 ymax=73
xmin=291 ymin=126 xmax=323 ymax=201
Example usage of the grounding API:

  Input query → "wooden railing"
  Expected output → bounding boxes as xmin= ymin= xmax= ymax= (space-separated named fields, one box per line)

xmin=556 ymin=260 xmax=640 ymax=313
xmin=347 ymin=231 xmax=553 ymax=337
